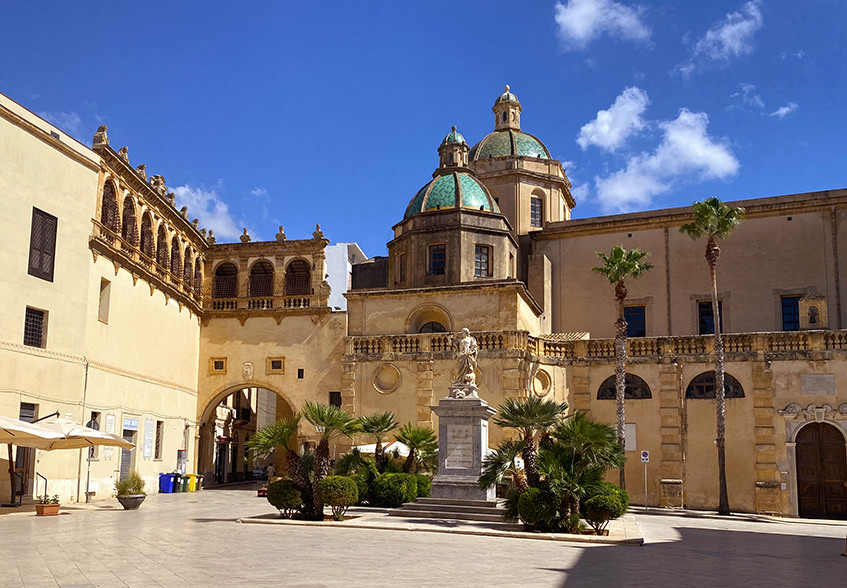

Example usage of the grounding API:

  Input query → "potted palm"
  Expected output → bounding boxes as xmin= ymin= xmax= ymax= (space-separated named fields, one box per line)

xmin=115 ymin=470 xmax=146 ymax=510
xmin=35 ymin=494 xmax=60 ymax=516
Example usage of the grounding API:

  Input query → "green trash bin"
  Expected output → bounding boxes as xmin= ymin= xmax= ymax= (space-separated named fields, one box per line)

xmin=172 ymin=473 xmax=183 ymax=492
xmin=187 ymin=474 xmax=197 ymax=492
xmin=179 ymin=474 xmax=189 ymax=492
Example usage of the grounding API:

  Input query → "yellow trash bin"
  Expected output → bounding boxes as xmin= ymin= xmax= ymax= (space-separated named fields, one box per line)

xmin=187 ymin=473 xmax=198 ymax=492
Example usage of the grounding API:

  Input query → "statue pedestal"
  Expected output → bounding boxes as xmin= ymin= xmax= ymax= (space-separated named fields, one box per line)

xmin=430 ymin=392 xmax=497 ymax=501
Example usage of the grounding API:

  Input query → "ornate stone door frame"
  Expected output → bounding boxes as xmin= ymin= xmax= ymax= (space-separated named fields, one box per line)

xmin=780 ymin=403 xmax=847 ymax=517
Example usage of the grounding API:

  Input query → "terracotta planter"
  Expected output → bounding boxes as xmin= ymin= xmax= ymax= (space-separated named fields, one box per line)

xmin=35 ymin=503 xmax=60 ymax=516
xmin=117 ymin=494 xmax=146 ymax=510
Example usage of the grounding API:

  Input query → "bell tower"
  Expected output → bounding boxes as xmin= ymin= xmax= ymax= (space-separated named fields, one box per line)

xmin=493 ymin=85 xmax=522 ymax=131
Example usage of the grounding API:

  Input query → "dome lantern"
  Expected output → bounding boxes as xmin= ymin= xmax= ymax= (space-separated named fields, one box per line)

xmin=438 ymin=126 xmax=469 ymax=169
xmin=493 ymin=85 xmax=522 ymax=131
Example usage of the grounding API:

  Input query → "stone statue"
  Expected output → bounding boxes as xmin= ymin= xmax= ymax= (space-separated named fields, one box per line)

xmin=207 ymin=230 xmax=216 ymax=244
xmin=136 ymin=164 xmax=147 ymax=180
xmin=275 ymin=226 xmax=286 ymax=241
xmin=179 ymin=206 xmax=188 ymax=218
xmin=118 ymin=146 xmax=129 ymax=162
xmin=240 ymin=228 xmax=251 ymax=243
xmin=150 ymin=175 xmax=167 ymax=196
xmin=313 ymin=224 xmax=324 ymax=239
xmin=319 ymin=279 xmax=331 ymax=297
xmin=453 ymin=328 xmax=478 ymax=388
xmin=93 ymin=125 xmax=109 ymax=147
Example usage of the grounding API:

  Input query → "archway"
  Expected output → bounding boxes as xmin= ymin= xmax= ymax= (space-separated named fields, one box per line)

xmin=796 ymin=422 xmax=847 ymax=519
xmin=197 ymin=385 xmax=295 ymax=486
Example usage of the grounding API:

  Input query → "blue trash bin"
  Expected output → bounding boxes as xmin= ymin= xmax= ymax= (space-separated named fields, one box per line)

xmin=159 ymin=472 xmax=176 ymax=493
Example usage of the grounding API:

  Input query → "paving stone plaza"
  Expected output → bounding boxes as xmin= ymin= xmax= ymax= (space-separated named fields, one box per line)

xmin=1 ymin=484 xmax=844 ymax=587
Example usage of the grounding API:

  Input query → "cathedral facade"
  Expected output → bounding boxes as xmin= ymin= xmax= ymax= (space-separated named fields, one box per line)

xmin=2 ymin=86 xmax=847 ymax=518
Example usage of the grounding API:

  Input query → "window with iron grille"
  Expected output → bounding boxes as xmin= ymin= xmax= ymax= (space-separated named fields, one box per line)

xmin=686 ymin=372 xmax=745 ymax=399
xmin=781 ymin=295 xmax=801 ymax=331
xmin=597 ymin=373 xmax=652 ymax=399
xmin=28 ymin=208 xmax=58 ymax=282
xmin=698 ymin=300 xmax=723 ymax=335
xmin=624 ymin=305 xmax=646 ymax=337
xmin=329 ymin=391 xmax=342 ymax=408
xmin=100 ymin=182 xmax=120 ymax=233
xmin=474 ymin=245 xmax=490 ymax=277
xmin=530 ymin=197 xmax=543 ymax=228
xmin=121 ymin=197 xmax=137 ymax=245
xmin=24 ymin=307 xmax=46 ymax=348
xmin=428 ymin=244 xmax=446 ymax=275
xmin=249 ymin=260 xmax=275 ymax=297
xmin=285 ymin=260 xmax=311 ymax=296
xmin=140 ymin=214 xmax=154 ymax=257
xmin=213 ymin=263 xmax=239 ymax=298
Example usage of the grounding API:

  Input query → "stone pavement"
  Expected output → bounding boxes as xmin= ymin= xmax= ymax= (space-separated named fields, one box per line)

xmin=1 ymin=484 xmax=845 ymax=587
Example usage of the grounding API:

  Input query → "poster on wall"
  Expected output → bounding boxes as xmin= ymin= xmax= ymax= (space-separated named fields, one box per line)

xmin=104 ymin=413 xmax=116 ymax=458
xmin=144 ymin=419 xmax=154 ymax=459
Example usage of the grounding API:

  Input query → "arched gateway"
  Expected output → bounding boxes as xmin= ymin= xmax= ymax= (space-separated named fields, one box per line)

xmin=197 ymin=384 xmax=295 ymax=485
xmin=796 ymin=422 xmax=847 ymax=519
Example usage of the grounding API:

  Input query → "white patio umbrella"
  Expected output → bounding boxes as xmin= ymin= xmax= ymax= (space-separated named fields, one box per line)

xmin=33 ymin=417 xmax=134 ymax=451
xmin=353 ymin=440 xmax=411 ymax=458
xmin=1 ymin=415 xmax=66 ymax=506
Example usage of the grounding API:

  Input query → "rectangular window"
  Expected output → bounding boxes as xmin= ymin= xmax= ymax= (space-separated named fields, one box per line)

xmin=428 ymin=244 xmax=446 ymax=275
xmin=210 ymin=358 xmax=227 ymax=374
xmin=329 ymin=391 xmax=342 ymax=408
xmin=28 ymin=208 xmax=58 ymax=281
xmin=297 ymin=368 xmax=304 ymax=379
xmin=698 ymin=300 xmax=723 ymax=335
xmin=474 ymin=245 xmax=491 ymax=277
xmin=398 ymin=252 xmax=406 ymax=283
xmin=154 ymin=420 xmax=164 ymax=460
xmin=267 ymin=357 xmax=285 ymax=374
xmin=530 ymin=197 xmax=543 ymax=228
xmin=782 ymin=295 xmax=801 ymax=331
xmin=23 ymin=307 xmax=46 ymax=348
xmin=87 ymin=411 xmax=101 ymax=459
xmin=624 ymin=306 xmax=646 ymax=337
xmin=98 ymin=278 xmax=111 ymax=324
xmin=509 ymin=252 xmax=515 ymax=278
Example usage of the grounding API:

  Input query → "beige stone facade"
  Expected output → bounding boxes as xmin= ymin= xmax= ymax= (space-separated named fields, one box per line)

xmin=3 ymin=87 xmax=847 ymax=519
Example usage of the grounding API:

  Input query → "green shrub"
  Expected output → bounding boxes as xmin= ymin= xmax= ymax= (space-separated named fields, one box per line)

xmin=115 ymin=470 xmax=146 ymax=496
xmin=517 ymin=487 xmax=558 ymax=531
xmin=267 ymin=479 xmax=302 ymax=517
xmin=316 ymin=476 xmax=359 ymax=520
xmin=414 ymin=474 xmax=431 ymax=498
xmin=583 ymin=492 xmax=625 ymax=535
xmin=372 ymin=473 xmax=418 ymax=507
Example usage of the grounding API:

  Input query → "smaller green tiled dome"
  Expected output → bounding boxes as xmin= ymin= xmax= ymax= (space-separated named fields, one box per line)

xmin=404 ymin=171 xmax=500 ymax=219
xmin=494 ymin=85 xmax=520 ymax=106
xmin=441 ymin=125 xmax=466 ymax=146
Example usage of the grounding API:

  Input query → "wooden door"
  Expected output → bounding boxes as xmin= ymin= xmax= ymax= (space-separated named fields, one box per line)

xmin=796 ymin=423 xmax=847 ymax=519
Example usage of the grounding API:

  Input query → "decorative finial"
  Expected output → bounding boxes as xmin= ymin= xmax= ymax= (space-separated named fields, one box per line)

xmin=505 ymin=85 xmax=510 ymax=93
xmin=240 ymin=228 xmax=251 ymax=243
xmin=451 ymin=125 xmax=456 ymax=132
xmin=313 ymin=224 xmax=324 ymax=240
xmin=207 ymin=230 xmax=216 ymax=244
xmin=275 ymin=226 xmax=286 ymax=242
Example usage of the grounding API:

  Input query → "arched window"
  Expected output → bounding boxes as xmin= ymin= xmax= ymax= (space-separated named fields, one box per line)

xmin=598 ymin=374 xmax=652 ymax=400
xmin=170 ymin=237 xmax=181 ymax=276
xmin=249 ymin=260 xmax=274 ymax=297
xmin=140 ymin=213 xmax=154 ymax=257
xmin=183 ymin=247 xmax=193 ymax=286
xmin=419 ymin=321 xmax=446 ymax=333
xmin=686 ymin=372 xmax=745 ymax=399
xmin=213 ymin=263 xmax=238 ymax=298
xmin=194 ymin=258 xmax=203 ymax=297
xmin=121 ymin=197 xmax=137 ymax=245
xmin=100 ymin=181 xmax=120 ymax=234
xmin=284 ymin=259 xmax=311 ymax=296
xmin=156 ymin=225 xmax=169 ymax=268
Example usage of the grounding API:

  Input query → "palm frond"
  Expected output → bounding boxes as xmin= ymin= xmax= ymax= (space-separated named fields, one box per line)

xmin=493 ymin=397 xmax=569 ymax=437
xmin=592 ymin=245 xmax=653 ymax=285
xmin=246 ymin=416 xmax=301 ymax=458
xmin=302 ymin=401 xmax=360 ymax=441
xmin=680 ymin=197 xmax=745 ymax=241
xmin=479 ymin=439 xmax=525 ymax=490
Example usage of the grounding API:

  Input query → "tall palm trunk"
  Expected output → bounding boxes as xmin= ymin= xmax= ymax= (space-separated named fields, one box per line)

xmin=522 ymin=432 xmax=540 ymax=487
xmin=286 ymin=449 xmax=315 ymax=517
xmin=707 ymin=237 xmax=730 ymax=515
xmin=374 ymin=441 xmax=386 ymax=473
xmin=402 ymin=450 xmax=416 ymax=473
xmin=614 ymin=281 xmax=628 ymax=490
xmin=313 ymin=438 xmax=331 ymax=519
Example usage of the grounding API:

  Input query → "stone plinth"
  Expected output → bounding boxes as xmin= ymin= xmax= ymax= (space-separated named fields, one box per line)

xmin=430 ymin=392 xmax=496 ymax=501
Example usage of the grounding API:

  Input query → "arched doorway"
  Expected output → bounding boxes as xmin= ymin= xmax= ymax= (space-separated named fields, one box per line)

xmin=197 ymin=385 xmax=295 ymax=485
xmin=796 ymin=422 xmax=847 ymax=519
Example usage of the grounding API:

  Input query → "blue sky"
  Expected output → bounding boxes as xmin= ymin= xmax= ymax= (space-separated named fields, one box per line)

xmin=3 ymin=1 xmax=845 ymax=256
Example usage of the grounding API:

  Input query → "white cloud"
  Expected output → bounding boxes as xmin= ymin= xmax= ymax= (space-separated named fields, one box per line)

xmin=251 ymin=187 xmax=268 ymax=197
xmin=38 ymin=110 xmax=83 ymax=139
xmin=676 ymin=1 xmax=763 ymax=76
xmin=554 ymin=0 xmax=650 ymax=50
xmin=577 ymin=87 xmax=649 ymax=152
xmin=770 ymin=102 xmax=798 ymax=119
xmin=594 ymin=108 xmax=739 ymax=212
xmin=729 ymin=83 xmax=764 ymax=110
xmin=172 ymin=184 xmax=245 ymax=241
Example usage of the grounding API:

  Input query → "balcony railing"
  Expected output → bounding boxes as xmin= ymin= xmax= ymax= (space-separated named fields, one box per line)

xmin=206 ymin=295 xmax=317 ymax=313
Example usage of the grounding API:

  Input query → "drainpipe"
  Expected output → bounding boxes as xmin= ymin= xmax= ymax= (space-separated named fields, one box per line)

xmin=76 ymin=358 xmax=90 ymax=503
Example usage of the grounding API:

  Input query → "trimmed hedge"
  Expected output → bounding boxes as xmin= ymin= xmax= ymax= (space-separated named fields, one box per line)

xmin=372 ymin=473 xmax=418 ymax=508
xmin=316 ymin=475 xmax=358 ymax=520
xmin=414 ymin=474 xmax=431 ymax=498
xmin=517 ymin=487 xmax=558 ymax=531
xmin=267 ymin=479 xmax=302 ymax=517
xmin=582 ymin=482 xmax=628 ymax=535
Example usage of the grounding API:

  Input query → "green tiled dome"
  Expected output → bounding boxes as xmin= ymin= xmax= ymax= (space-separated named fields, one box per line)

xmin=441 ymin=126 xmax=466 ymax=146
xmin=469 ymin=130 xmax=551 ymax=161
xmin=404 ymin=172 xmax=500 ymax=219
xmin=495 ymin=85 xmax=521 ymax=106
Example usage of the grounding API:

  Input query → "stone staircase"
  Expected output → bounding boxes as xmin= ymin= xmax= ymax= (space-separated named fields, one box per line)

xmin=388 ymin=497 xmax=507 ymax=523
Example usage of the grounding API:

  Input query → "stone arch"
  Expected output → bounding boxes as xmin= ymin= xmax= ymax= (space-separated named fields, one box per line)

xmin=121 ymin=196 xmax=138 ymax=245
xmin=100 ymin=180 xmax=120 ymax=234
xmin=213 ymin=261 xmax=239 ymax=298
xmin=170 ymin=236 xmax=182 ymax=276
xmin=140 ymin=212 xmax=154 ymax=257
xmin=183 ymin=246 xmax=193 ymax=286
xmin=284 ymin=258 xmax=311 ymax=296
xmin=156 ymin=224 xmax=169 ymax=268
xmin=249 ymin=259 xmax=275 ymax=297
xmin=407 ymin=303 xmax=453 ymax=334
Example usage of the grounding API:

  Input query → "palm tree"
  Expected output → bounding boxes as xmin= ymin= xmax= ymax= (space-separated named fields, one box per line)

xmin=301 ymin=401 xmax=359 ymax=516
xmin=246 ymin=416 xmax=316 ymax=517
xmin=394 ymin=424 xmax=438 ymax=473
xmin=479 ymin=439 xmax=528 ymax=493
xmin=492 ymin=397 xmax=569 ymax=487
xmin=592 ymin=245 xmax=652 ymax=490
xmin=357 ymin=411 xmax=398 ymax=473
xmin=680 ymin=196 xmax=744 ymax=516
